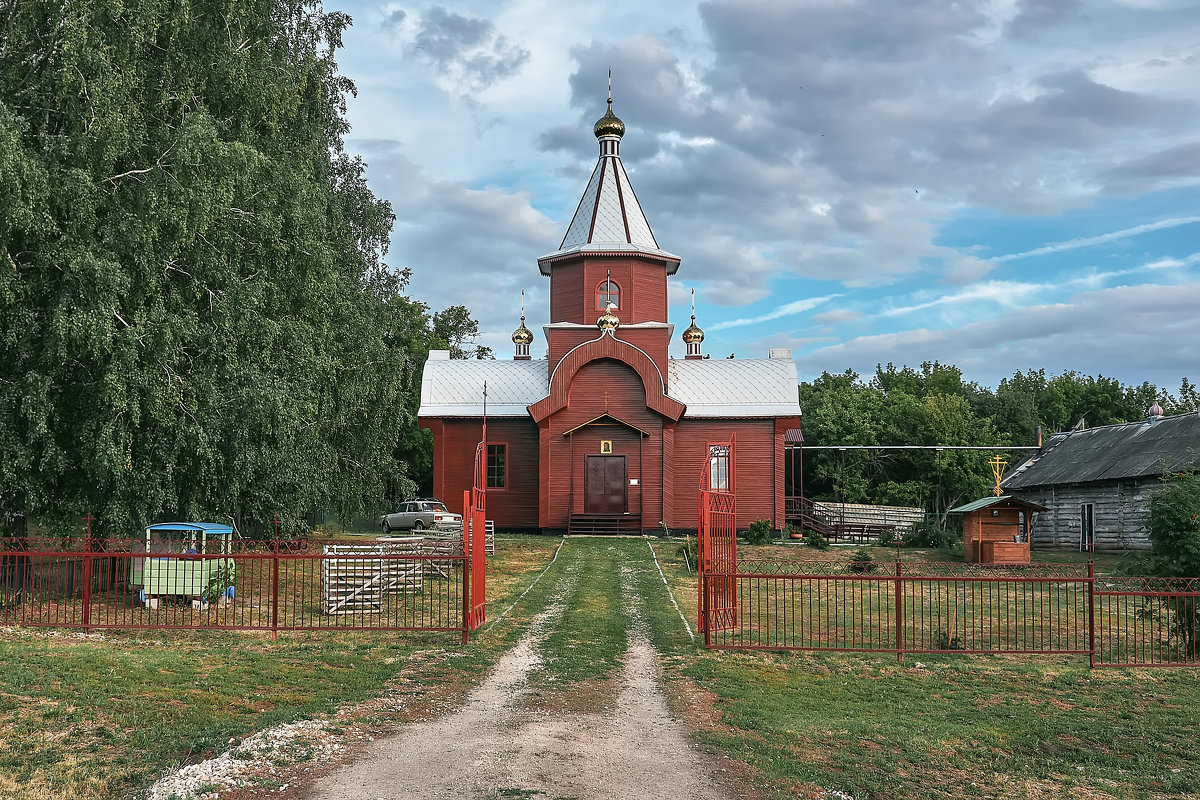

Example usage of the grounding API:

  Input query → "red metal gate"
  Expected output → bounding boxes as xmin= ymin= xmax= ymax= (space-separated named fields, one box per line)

xmin=462 ymin=442 xmax=487 ymax=633
xmin=699 ymin=435 xmax=737 ymax=638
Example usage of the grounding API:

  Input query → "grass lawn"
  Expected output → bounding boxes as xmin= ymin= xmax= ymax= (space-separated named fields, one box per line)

xmin=0 ymin=533 xmax=561 ymax=800
xmin=646 ymin=537 xmax=1200 ymax=799
xmin=7 ymin=533 xmax=1197 ymax=800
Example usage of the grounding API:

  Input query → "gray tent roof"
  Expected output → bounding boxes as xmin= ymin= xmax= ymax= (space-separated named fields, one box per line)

xmin=1002 ymin=413 xmax=1200 ymax=489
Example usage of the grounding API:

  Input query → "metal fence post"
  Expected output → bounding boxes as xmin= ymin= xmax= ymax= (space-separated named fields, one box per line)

xmin=1088 ymin=560 xmax=1096 ymax=668
xmin=462 ymin=546 xmax=471 ymax=645
xmin=895 ymin=559 xmax=904 ymax=663
xmin=271 ymin=538 xmax=280 ymax=642
xmin=81 ymin=513 xmax=94 ymax=631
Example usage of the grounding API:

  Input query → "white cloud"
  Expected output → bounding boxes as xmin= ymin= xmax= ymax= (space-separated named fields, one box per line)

xmin=710 ymin=295 xmax=841 ymax=330
xmin=991 ymin=216 xmax=1200 ymax=262
xmin=798 ymin=282 xmax=1200 ymax=388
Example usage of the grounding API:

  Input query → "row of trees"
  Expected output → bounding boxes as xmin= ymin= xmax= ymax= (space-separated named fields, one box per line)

xmin=0 ymin=1 xmax=483 ymax=536
xmin=798 ymin=362 xmax=1197 ymax=524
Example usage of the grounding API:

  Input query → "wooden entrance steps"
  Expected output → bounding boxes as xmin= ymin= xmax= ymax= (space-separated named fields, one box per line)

xmin=568 ymin=514 xmax=642 ymax=536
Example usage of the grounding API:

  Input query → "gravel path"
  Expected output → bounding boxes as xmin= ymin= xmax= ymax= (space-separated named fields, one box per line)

xmin=302 ymin=630 xmax=735 ymax=800
xmin=300 ymin=559 xmax=741 ymax=800
xmin=146 ymin=542 xmax=747 ymax=800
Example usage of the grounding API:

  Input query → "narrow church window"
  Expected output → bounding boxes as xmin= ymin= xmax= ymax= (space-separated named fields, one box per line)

xmin=708 ymin=444 xmax=730 ymax=491
xmin=597 ymin=280 xmax=620 ymax=310
xmin=487 ymin=444 xmax=507 ymax=489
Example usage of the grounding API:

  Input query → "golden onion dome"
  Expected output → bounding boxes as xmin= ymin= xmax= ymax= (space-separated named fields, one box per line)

xmin=511 ymin=316 xmax=533 ymax=346
xmin=682 ymin=314 xmax=705 ymax=344
xmin=597 ymin=303 xmax=621 ymax=331
xmin=593 ymin=99 xmax=625 ymax=139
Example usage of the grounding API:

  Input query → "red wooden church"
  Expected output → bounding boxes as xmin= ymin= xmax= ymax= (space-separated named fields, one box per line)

xmin=419 ymin=97 xmax=802 ymax=534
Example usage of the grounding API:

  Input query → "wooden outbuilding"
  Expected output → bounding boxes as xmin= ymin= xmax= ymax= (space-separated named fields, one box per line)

xmin=418 ymin=97 xmax=802 ymax=534
xmin=950 ymin=496 xmax=1045 ymax=564
xmin=1000 ymin=409 xmax=1200 ymax=551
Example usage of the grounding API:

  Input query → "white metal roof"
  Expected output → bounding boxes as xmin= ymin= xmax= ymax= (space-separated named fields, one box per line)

xmin=419 ymin=355 xmax=802 ymax=420
xmin=419 ymin=358 xmax=548 ymax=417
xmin=539 ymin=148 xmax=680 ymax=269
xmin=667 ymin=358 xmax=802 ymax=418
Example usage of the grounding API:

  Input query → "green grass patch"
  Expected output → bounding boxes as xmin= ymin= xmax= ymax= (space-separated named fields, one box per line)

xmin=0 ymin=533 xmax=562 ymax=800
xmin=644 ymin=538 xmax=1200 ymax=799
xmin=526 ymin=539 xmax=634 ymax=693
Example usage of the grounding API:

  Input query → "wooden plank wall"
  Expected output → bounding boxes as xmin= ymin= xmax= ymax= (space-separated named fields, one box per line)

xmin=427 ymin=418 xmax=540 ymax=529
xmin=1017 ymin=478 xmax=1154 ymax=551
xmin=670 ymin=419 xmax=778 ymax=532
xmin=544 ymin=357 xmax=663 ymax=529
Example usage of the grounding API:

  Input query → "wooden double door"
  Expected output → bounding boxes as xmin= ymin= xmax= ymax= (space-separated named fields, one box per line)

xmin=585 ymin=455 xmax=627 ymax=514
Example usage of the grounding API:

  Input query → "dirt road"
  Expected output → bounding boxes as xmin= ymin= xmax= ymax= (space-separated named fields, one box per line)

xmin=300 ymin=539 xmax=745 ymax=800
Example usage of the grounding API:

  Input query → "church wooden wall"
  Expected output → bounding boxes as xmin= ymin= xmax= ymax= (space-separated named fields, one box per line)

xmin=669 ymin=419 xmax=782 ymax=532
xmin=541 ymin=357 xmax=664 ymax=530
xmin=1016 ymin=478 xmax=1155 ymax=551
xmin=422 ymin=417 xmax=540 ymax=530
xmin=548 ymin=256 xmax=670 ymax=326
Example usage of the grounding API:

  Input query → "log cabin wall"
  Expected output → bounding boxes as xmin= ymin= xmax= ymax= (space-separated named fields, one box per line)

xmin=422 ymin=417 xmax=540 ymax=529
xmin=1016 ymin=478 xmax=1155 ymax=551
xmin=670 ymin=419 xmax=779 ymax=532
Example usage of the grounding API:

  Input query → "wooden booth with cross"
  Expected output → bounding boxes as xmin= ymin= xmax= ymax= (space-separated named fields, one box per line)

xmin=951 ymin=496 xmax=1046 ymax=565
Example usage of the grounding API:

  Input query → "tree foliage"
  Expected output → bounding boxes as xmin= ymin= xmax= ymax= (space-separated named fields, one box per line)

xmin=799 ymin=362 xmax=1195 ymax=527
xmin=1149 ymin=473 xmax=1200 ymax=578
xmin=0 ymin=1 xmax=480 ymax=535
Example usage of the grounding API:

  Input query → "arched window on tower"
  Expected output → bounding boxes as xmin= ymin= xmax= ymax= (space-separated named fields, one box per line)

xmin=597 ymin=280 xmax=620 ymax=310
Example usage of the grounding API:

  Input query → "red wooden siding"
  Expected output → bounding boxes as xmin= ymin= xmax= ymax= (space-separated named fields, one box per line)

xmin=531 ymin=334 xmax=684 ymax=423
xmin=543 ymin=358 xmax=666 ymax=530
xmin=549 ymin=262 xmax=586 ymax=324
xmin=631 ymin=262 xmax=668 ymax=322
xmin=547 ymin=255 xmax=670 ymax=326
xmin=670 ymin=420 xmax=781 ymax=531
xmin=421 ymin=418 xmax=539 ymax=529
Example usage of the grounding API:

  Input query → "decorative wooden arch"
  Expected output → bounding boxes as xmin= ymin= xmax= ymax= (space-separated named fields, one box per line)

xmin=528 ymin=333 xmax=685 ymax=423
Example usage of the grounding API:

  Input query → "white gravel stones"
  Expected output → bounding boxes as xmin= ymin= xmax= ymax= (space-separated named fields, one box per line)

xmin=146 ymin=718 xmax=348 ymax=800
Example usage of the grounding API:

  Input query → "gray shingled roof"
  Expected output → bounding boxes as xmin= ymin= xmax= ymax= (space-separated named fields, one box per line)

xmin=1002 ymin=413 xmax=1200 ymax=489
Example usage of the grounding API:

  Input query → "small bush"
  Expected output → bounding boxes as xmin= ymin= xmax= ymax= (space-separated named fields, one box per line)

xmin=1149 ymin=472 xmax=1200 ymax=576
xmin=878 ymin=527 xmax=898 ymax=547
xmin=935 ymin=630 xmax=962 ymax=650
xmin=848 ymin=548 xmax=877 ymax=573
xmin=907 ymin=519 xmax=958 ymax=549
xmin=744 ymin=518 xmax=772 ymax=546
xmin=804 ymin=529 xmax=829 ymax=550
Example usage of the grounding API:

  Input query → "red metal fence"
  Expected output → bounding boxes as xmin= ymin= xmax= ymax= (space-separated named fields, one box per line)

xmin=463 ymin=442 xmax=488 ymax=631
xmin=701 ymin=559 xmax=1200 ymax=668
xmin=0 ymin=535 xmax=475 ymax=641
xmin=698 ymin=436 xmax=736 ymax=634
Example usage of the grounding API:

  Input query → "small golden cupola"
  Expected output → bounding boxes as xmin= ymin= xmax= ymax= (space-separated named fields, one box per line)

xmin=512 ymin=289 xmax=533 ymax=360
xmin=593 ymin=68 xmax=626 ymax=143
xmin=597 ymin=302 xmax=621 ymax=332
xmin=683 ymin=288 xmax=705 ymax=359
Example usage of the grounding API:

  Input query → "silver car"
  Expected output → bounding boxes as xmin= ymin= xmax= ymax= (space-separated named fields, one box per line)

xmin=380 ymin=499 xmax=462 ymax=533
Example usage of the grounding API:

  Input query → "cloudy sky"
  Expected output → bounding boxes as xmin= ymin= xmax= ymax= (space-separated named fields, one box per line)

xmin=332 ymin=0 xmax=1200 ymax=391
